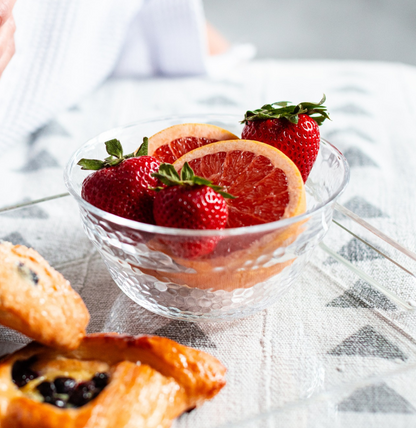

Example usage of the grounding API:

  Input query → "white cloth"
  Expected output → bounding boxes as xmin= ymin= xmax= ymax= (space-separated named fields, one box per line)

xmin=113 ymin=0 xmax=207 ymax=78
xmin=2 ymin=59 xmax=416 ymax=427
xmin=0 ymin=0 xmax=208 ymax=149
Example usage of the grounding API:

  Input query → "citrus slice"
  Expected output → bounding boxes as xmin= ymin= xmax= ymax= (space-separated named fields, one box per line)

xmin=140 ymin=140 xmax=307 ymax=291
xmin=172 ymin=139 xmax=306 ymax=227
xmin=147 ymin=123 xmax=238 ymax=164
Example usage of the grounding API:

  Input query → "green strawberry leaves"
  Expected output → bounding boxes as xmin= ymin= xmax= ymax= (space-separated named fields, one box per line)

xmin=105 ymin=139 xmax=124 ymax=158
xmin=152 ymin=163 xmax=235 ymax=199
xmin=134 ymin=137 xmax=149 ymax=157
xmin=152 ymin=163 xmax=182 ymax=186
xmin=78 ymin=137 xmax=149 ymax=170
xmin=77 ymin=159 xmax=106 ymax=171
xmin=241 ymin=94 xmax=330 ymax=126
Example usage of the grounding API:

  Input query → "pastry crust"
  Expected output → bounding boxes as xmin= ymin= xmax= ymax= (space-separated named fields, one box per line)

xmin=0 ymin=333 xmax=227 ymax=428
xmin=0 ymin=241 xmax=89 ymax=350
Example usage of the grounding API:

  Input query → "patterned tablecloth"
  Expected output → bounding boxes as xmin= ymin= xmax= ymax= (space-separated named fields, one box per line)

xmin=2 ymin=59 xmax=416 ymax=427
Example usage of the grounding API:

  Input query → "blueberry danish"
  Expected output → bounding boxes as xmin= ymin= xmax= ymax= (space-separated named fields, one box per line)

xmin=0 ymin=333 xmax=226 ymax=428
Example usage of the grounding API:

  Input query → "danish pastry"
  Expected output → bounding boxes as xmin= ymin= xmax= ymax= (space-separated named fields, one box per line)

xmin=0 ymin=333 xmax=227 ymax=428
xmin=0 ymin=241 xmax=89 ymax=350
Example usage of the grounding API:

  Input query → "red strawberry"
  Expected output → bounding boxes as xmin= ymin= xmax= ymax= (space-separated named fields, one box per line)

xmin=241 ymin=96 xmax=330 ymax=182
xmin=152 ymin=163 xmax=233 ymax=259
xmin=78 ymin=138 xmax=161 ymax=224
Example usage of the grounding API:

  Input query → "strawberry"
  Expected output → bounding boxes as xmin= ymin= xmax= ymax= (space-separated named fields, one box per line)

xmin=78 ymin=138 xmax=161 ymax=224
xmin=152 ymin=163 xmax=233 ymax=259
xmin=241 ymin=95 xmax=330 ymax=182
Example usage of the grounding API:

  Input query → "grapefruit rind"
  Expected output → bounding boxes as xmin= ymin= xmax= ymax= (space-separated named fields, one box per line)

xmin=173 ymin=139 xmax=306 ymax=221
xmin=146 ymin=123 xmax=239 ymax=155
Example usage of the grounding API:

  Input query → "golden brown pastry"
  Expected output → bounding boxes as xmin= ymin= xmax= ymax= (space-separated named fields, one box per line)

xmin=0 ymin=333 xmax=227 ymax=428
xmin=0 ymin=241 xmax=89 ymax=350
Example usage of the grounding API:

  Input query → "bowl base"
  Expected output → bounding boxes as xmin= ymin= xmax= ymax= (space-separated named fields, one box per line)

xmin=103 ymin=253 xmax=308 ymax=321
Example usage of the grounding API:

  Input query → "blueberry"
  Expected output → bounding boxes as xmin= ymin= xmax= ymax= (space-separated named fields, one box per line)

xmin=11 ymin=357 xmax=39 ymax=387
xmin=92 ymin=372 xmax=109 ymax=389
xmin=68 ymin=381 xmax=95 ymax=408
xmin=37 ymin=381 xmax=70 ymax=408
xmin=51 ymin=398 xmax=66 ymax=408
xmin=11 ymin=359 xmax=110 ymax=409
xmin=36 ymin=381 xmax=56 ymax=398
xmin=17 ymin=262 xmax=39 ymax=285
xmin=54 ymin=377 xmax=76 ymax=394
xmin=30 ymin=270 xmax=39 ymax=285
xmin=12 ymin=369 xmax=38 ymax=388
xmin=43 ymin=395 xmax=55 ymax=404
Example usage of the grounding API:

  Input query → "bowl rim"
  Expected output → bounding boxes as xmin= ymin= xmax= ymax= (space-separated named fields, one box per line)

xmin=63 ymin=113 xmax=350 ymax=237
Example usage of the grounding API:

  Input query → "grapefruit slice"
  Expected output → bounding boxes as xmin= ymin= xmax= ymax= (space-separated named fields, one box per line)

xmin=147 ymin=123 xmax=238 ymax=164
xmin=173 ymin=139 xmax=306 ymax=227
xmin=140 ymin=140 xmax=307 ymax=291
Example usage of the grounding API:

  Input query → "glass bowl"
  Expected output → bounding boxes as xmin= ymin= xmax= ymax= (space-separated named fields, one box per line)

xmin=64 ymin=114 xmax=350 ymax=321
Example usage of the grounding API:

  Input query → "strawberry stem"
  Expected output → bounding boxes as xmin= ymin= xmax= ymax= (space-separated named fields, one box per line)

xmin=151 ymin=163 xmax=235 ymax=199
xmin=133 ymin=137 xmax=149 ymax=158
xmin=105 ymin=139 xmax=124 ymax=159
xmin=241 ymin=94 xmax=330 ymax=126
xmin=78 ymin=137 xmax=149 ymax=170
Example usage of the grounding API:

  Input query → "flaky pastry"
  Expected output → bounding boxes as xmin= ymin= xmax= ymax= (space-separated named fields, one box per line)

xmin=0 ymin=241 xmax=89 ymax=350
xmin=0 ymin=333 xmax=226 ymax=428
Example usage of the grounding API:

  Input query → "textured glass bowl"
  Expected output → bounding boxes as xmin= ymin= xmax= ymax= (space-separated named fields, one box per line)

xmin=64 ymin=114 xmax=350 ymax=321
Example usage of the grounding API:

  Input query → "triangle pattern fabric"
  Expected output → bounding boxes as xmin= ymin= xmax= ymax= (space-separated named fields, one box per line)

xmin=334 ymin=196 xmax=386 ymax=220
xmin=198 ymin=95 xmax=238 ymax=106
xmin=343 ymin=147 xmax=378 ymax=168
xmin=1 ymin=200 xmax=49 ymax=219
xmin=18 ymin=149 xmax=60 ymax=172
xmin=335 ymin=85 xmax=369 ymax=94
xmin=28 ymin=121 xmax=70 ymax=145
xmin=153 ymin=321 xmax=216 ymax=349
xmin=43 ymin=121 xmax=71 ymax=137
xmin=333 ymin=104 xmax=371 ymax=116
xmin=28 ymin=127 xmax=45 ymax=146
xmin=330 ymin=238 xmax=384 ymax=263
xmin=338 ymin=382 xmax=415 ymax=413
xmin=328 ymin=325 xmax=407 ymax=361
xmin=326 ymin=280 xmax=397 ymax=311
xmin=0 ymin=231 xmax=32 ymax=248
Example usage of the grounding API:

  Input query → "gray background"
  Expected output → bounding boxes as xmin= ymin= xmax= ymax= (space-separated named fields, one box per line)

xmin=204 ymin=0 xmax=416 ymax=65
